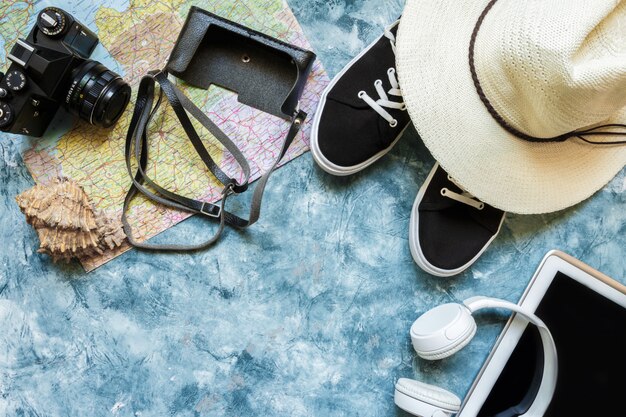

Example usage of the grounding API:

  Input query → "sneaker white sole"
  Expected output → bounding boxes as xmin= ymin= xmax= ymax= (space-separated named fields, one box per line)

xmin=310 ymin=21 xmax=408 ymax=176
xmin=409 ymin=163 xmax=506 ymax=277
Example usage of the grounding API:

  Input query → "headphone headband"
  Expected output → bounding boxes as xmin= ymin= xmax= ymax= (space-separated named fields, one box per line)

xmin=463 ymin=296 xmax=558 ymax=417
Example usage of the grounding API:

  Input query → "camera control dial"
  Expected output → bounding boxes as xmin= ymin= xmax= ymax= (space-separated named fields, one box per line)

xmin=5 ymin=70 xmax=27 ymax=92
xmin=0 ymin=102 xmax=14 ymax=128
xmin=37 ymin=8 xmax=68 ymax=37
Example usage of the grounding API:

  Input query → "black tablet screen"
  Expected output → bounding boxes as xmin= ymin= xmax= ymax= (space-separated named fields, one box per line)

xmin=477 ymin=272 xmax=626 ymax=416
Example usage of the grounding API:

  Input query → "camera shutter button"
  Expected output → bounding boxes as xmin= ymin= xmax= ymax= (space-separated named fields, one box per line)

xmin=5 ymin=70 xmax=27 ymax=92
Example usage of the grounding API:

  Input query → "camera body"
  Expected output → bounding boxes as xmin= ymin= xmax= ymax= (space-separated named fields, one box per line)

xmin=0 ymin=7 xmax=131 ymax=137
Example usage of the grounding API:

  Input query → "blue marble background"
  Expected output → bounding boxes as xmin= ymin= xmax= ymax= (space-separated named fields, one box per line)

xmin=1 ymin=1 xmax=625 ymax=416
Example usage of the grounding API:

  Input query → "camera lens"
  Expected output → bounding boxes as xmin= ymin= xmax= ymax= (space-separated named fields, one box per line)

xmin=66 ymin=60 xmax=131 ymax=128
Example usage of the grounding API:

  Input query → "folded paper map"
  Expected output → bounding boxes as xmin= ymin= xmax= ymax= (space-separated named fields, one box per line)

xmin=1 ymin=0 xmax=328 ymax=271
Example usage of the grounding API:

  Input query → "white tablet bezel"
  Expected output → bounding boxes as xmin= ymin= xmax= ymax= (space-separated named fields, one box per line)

xmin=458 ymin=250 xmax=626 ymax=416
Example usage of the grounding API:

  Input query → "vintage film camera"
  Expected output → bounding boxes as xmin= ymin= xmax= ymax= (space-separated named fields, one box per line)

xmin=0 ymin=7 xmax=131 ymax=137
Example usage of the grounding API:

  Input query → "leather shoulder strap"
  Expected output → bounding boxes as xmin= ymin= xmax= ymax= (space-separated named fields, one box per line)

xmin=121 ymin=70 xmax=306 ymax=251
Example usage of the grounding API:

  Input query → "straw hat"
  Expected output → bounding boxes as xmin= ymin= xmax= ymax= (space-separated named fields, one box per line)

xmin=396 ymin=0 xmax=626 ymax=214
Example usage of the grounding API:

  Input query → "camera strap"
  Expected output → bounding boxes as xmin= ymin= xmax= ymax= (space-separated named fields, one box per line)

xmin=121 ymin=70 xmax=306 ymax=251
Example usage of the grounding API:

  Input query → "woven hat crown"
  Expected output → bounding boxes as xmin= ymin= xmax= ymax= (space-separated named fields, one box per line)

xmin=474 ymin=0 xmax=626 ymax=139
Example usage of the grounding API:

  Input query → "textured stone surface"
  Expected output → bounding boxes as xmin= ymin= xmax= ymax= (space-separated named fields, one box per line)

xmin=0 ymin=1 xmax=625 ymax=416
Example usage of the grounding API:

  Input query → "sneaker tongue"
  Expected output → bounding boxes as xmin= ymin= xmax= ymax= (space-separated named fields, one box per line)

xmin=326 ymin=32 xmax=398 ymax=106
xmin=419 ymin=169 xmax=504 ymax=234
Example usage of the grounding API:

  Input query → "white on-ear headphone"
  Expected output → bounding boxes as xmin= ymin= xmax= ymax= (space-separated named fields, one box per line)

xmin=394 ymin=296 xmax=558 ymax=417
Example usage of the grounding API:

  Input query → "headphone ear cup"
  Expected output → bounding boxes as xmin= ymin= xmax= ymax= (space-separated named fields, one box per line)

xmin=410 ymin=303 xmax=477 ymax=360
xmin=394 ymin=378 xmax=461 ymax=416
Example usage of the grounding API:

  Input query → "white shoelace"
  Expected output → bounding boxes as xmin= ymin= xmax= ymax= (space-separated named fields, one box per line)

xmin=441 ymin=175 xmax=485 ymax=210
xmin=357 ymin=27 xmax=407 ymax=128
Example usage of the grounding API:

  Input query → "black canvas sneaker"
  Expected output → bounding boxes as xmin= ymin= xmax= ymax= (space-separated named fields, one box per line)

xmin=410 ymin=163 xmax=506 ymax=277
xmin=310 ymin=20 xmax=411 ymax=176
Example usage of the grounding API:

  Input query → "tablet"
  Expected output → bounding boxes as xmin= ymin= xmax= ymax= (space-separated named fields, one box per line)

xmin=459 ymin=250 xmax=626 ymax=416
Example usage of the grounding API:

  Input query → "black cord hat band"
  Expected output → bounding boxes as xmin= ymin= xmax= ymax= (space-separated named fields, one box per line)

xmin=468 ymin=0 xmax=626 ymax=146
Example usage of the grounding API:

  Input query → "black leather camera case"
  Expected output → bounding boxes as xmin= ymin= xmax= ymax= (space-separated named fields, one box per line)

xmin=166 ymin=6 xmax=316 ymax=119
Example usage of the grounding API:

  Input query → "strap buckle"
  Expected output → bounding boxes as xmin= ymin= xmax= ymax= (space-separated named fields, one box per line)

xmin=200 ymin=201 xmax=221 ymax=218
xmin=200 ymin=183 xmax=235 ymax=218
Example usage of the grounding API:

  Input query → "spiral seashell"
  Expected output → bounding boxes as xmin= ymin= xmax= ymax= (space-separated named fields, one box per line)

xmin=16 ymin=179 xmax=126 ymax=263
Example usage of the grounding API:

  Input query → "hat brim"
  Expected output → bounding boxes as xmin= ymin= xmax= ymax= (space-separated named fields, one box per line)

xmin=396 ymin=0 xmax=626 ymax=214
